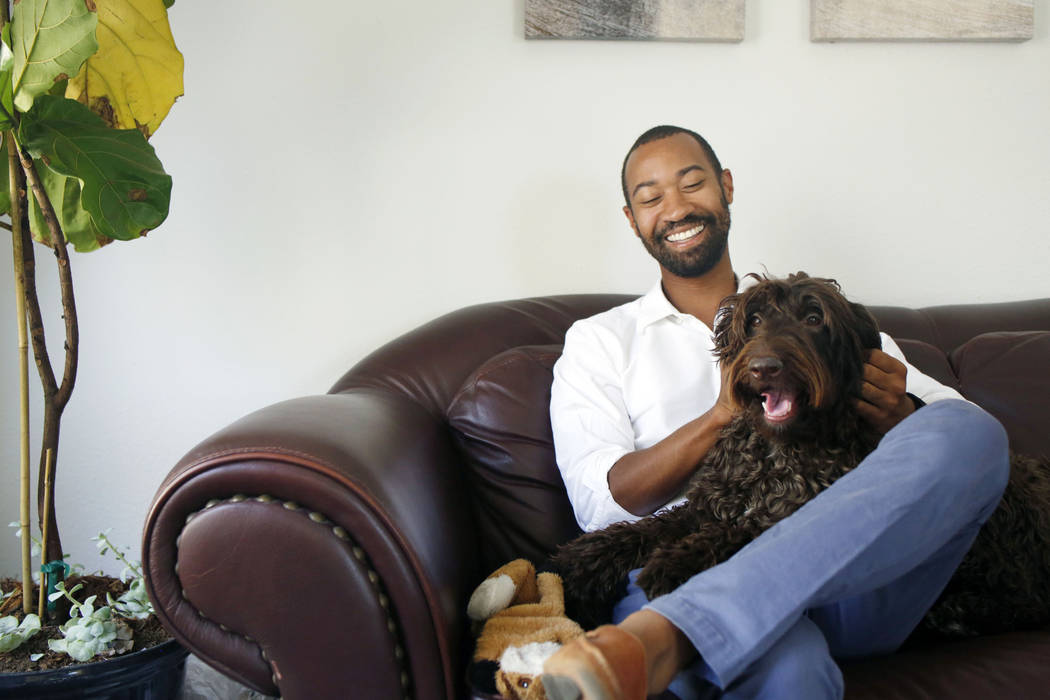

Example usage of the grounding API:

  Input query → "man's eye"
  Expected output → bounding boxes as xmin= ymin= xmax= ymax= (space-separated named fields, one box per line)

xmin=640 ymin=196 xmax=660 ymax=205
xmin=684 ymin=180 xmax=704 ymax=189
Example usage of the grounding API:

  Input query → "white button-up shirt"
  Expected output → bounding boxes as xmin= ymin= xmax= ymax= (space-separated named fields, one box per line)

xmin=550 ymin=281 xmax=964 ymax=532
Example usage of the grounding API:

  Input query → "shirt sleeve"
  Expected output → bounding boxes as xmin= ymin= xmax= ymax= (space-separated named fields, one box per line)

xmin=879 ymin=333 xmax=967 ymax=404
xmin=550 ymin=321 xmax=641 ymax=532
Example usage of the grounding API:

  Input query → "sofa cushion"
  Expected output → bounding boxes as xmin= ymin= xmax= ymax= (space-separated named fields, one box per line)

xmin=950 ymin=331 xmax=1050 ymax=458
xmin=447 ymin=344 xmax=580 ymax=573
xmin=895 ymin=338 xmax=960 ymax=392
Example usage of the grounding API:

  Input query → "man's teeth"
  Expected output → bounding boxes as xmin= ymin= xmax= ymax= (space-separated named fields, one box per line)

xmin=665 ymin=223 xmax=705 ymax=243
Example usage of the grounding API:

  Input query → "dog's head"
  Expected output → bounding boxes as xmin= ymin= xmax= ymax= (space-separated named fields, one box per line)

xmin=713 ymin=272 xmax=881 ymax=437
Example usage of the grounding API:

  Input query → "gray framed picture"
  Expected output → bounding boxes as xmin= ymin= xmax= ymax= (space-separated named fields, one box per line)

xmin=811 ymin=0 xmax=1034 ymax=42
xmin=525 ymin=0 xmax=746 ymax=42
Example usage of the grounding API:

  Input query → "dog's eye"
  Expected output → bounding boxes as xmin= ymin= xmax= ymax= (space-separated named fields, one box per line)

xmin=747 ymin=314 xmax=762 ymax=329
xmin=804 ymin=313 xmax=823 ymax=327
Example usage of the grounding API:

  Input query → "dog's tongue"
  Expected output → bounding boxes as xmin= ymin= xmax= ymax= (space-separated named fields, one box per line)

xmin=762 ymin=390 xmax=796 ymax=421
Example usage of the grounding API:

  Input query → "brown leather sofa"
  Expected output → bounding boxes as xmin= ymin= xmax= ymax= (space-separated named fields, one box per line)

xmin=143 ymin=291 xmax=1050 ymax=699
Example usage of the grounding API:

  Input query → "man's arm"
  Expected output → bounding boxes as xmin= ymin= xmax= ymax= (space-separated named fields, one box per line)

xmin=608 ymin=374 xmax=732 ymax=516
xmin=551 ymin=321 xmax=730 ymax=531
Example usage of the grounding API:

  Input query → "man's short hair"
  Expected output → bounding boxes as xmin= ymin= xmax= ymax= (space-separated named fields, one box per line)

xmin=620 ymin=125 xmax=724 ymax=208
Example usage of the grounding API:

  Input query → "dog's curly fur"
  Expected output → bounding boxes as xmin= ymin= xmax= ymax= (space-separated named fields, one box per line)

xmin=553 ymin=272 xmax=1050 ymax=640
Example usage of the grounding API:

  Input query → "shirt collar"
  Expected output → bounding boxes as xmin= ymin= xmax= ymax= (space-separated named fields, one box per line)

xmin=637 ymin=280 xmax=683 ymax=329
xmin=637 ymin=274 xmax=756 ymax=330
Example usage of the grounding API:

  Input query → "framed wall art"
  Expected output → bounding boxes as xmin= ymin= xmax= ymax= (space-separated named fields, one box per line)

xmin=525 ymin=0 xmax=745 ymax=42
xmin=811 ymin=0 xmax=1034 ymax=42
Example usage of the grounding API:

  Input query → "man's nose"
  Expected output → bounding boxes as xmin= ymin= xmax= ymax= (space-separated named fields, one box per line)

xmin=661 ymin=188 xmax=691 ymax=222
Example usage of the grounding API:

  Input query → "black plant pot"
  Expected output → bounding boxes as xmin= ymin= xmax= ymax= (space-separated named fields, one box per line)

xmin=0 ymin=638 xmax=188 ymax=699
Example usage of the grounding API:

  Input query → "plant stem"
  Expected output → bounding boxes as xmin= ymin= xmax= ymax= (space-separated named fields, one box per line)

xmin=96 ymin=532 xmax=143 ymax=579
xmin=8 ymin=132 xmax=33 ymax=614
xmin=14 ymin=139 xmax=78 ymax=565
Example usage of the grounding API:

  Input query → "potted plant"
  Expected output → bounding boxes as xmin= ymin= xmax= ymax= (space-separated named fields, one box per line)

xmin=0 ymin=0 xmax=185 ymax=695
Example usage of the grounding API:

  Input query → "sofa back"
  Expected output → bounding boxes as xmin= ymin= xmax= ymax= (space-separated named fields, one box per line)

xmin=333 ymin=294 xmax=1050 ymax=574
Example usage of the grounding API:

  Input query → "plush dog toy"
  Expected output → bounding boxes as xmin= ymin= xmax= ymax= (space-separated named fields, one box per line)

xmin=467 ymin=559 xmax=584 ymax=699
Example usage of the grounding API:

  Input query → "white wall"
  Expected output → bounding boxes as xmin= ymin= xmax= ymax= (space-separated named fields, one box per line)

xmin=2 ymin=0 xmax=1048 ymax=576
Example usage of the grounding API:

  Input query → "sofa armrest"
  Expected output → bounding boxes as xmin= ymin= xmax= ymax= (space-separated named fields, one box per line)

xmin=143 ymin=390 xmax=478 ymax=700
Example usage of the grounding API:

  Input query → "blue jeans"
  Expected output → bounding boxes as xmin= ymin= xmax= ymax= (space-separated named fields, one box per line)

xmin=612 ymin=400 xmax=1009 ymax=700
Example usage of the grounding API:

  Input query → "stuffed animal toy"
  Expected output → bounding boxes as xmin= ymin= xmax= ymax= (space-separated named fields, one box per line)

xmin=467 ymin=559 xmax=584 ymax=699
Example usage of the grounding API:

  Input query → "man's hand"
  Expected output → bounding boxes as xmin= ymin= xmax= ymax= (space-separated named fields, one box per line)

xmin=855 ymin=349 xmax=915 ymax=434
xmin=712 ymin=360 xmax=735 ymax=425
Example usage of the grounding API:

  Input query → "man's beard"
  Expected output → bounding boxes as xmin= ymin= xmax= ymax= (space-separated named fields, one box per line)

xmin=640 ymin=205 xmax=731 ymax=279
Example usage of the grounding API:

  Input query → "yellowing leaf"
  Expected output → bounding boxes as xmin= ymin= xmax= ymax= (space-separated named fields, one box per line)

xmin=65 ymin=0 xmax=183 ymax=136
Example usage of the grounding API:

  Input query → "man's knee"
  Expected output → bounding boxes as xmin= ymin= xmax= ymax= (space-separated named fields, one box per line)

xmin=898 ymin=400 xmax=1009 ymax=509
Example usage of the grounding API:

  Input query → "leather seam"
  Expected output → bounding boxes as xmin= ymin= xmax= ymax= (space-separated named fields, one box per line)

xmin=175 ymin=494 xmax=413 ymax=699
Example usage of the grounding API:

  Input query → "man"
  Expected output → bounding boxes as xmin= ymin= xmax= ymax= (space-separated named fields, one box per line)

xmin=541 ymin=125 xmax=1009 ymax=699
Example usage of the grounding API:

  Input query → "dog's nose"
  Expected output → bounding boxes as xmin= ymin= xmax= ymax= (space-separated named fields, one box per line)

xmin=749 ymin=356 xmax=783 ymax=380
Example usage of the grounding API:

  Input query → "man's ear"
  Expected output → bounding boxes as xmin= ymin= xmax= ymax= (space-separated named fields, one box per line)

xmin=623 ymin=204 xmax=641 ymax=239
xmin=721 ymin=169 xmax=734 ymax=205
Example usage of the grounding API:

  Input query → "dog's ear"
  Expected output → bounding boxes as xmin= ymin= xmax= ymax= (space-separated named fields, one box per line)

xmin=713 ymin=291 xmax=745 ymax=362
xmin=809 ymin=277 xmax=880 ymax=375
xmin=849 ymin=301 xmax=882 ymax=352
xmin=714 ymin=273 xmax=771 ymax=362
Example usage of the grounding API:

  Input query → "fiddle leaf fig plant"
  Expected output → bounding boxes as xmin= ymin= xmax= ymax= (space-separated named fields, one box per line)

xmin=2 ymin=0 xmax=182 ymax=619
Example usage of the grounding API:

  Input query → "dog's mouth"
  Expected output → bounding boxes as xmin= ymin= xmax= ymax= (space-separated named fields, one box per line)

xmin=760 ymin=388 xmax=798 ymax=424
xmin=733 ymin=380 xmax=807 ymax=429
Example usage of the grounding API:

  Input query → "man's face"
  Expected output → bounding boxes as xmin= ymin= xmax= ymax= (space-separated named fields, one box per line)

xmin=622 ymin=133 xmax=734 ymax=278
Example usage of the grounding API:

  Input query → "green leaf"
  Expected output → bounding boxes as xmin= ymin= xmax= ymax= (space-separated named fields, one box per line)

xmin=19 ymin=94 xmax=171 ymax=241
xmin=66 ymin=0 xmax=183 ymax=137
xmin=27 ymin=162 xmax=110 ymax=251
xmin=0 ymin=29 xmax=15 ymax=129
xmin=0 ymin=614 xmax=41 ymax=653
xmin=10 ymin=0 xmax=99 ymax=113
xmin=0 ymin=139 xmax=10 ymax=217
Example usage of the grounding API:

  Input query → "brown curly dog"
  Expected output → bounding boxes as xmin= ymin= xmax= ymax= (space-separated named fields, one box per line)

xmin=553 ymin=272 xmax=1050 ymax=641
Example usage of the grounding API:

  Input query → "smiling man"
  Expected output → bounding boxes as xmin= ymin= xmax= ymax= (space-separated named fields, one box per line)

xmin=542 ymin=126 xmax=1010 ymax=700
